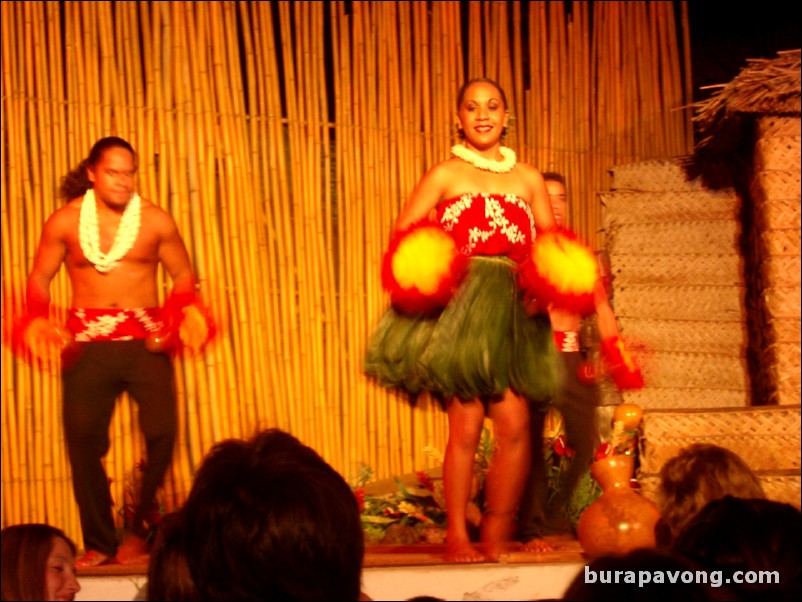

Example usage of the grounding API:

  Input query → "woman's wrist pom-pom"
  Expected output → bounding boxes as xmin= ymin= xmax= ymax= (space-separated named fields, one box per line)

xmin=382 ymin=222 xmax=467 ymax=315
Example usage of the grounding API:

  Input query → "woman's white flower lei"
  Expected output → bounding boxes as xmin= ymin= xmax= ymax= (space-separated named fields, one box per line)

xmin=450 ymin=144 xmax=516 ymax=174
xmin=79 ymin=188 xmax=142 ymax=273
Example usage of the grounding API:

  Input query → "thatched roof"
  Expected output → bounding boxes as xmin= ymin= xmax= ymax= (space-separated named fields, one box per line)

xmin=694 ymin=49 xmax=800 ymax=153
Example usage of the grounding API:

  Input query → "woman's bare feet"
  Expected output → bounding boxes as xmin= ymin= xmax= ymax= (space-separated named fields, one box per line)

xmin=480 ymin=510 xmax=515 ymax=562
xmin=445 ymin=539 xmax=487 ymax=563
xmin=521 ymin=536 xmax=554 ymax=553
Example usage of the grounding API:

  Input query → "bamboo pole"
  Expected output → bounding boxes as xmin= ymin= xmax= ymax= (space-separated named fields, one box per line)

xmin=680 ymin=1 xmax=694 ymax=151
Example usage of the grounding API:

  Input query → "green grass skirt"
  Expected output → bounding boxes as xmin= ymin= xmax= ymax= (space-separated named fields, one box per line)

xmin=364 ymin=256 xmax=559 ymax=407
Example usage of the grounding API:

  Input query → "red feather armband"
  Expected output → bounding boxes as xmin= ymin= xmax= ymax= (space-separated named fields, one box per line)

xmin=601 ymin=335 xmax=644 ymax=391
xmin=7 ymin=295 xmax=73 ymax=362
xmin=146 ymin=291 xmax=215 ymax=354
xmin=381 ymin=221 xmax=468 ymax=315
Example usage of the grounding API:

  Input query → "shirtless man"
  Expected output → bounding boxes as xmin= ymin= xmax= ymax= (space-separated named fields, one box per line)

xmin=517 ymin=172 xmax=625 ymax=552
xmin=23 ymin=136 xmax=202 ymax=567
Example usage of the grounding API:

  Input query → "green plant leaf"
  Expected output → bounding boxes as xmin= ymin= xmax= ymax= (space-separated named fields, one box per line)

xmin=361 ymin=515 xmax=398 ymax=525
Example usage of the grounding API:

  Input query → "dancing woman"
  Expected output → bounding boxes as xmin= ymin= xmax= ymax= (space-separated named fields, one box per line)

xmin=366 ymin=78 xmax=559 ymax=563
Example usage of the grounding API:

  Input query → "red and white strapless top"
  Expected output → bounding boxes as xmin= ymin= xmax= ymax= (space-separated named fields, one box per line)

xmin=436 ymin=193 xmax=535 ymax=264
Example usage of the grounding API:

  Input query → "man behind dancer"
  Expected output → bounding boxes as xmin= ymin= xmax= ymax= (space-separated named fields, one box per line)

xmin=21 ymin=136 xmax=209 ymax=567
xmin=518 ymin=171 xmax=640 ymax=551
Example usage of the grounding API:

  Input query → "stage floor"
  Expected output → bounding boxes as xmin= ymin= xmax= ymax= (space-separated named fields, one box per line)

xmin=76 ymin=536 xmax=586 ymax=601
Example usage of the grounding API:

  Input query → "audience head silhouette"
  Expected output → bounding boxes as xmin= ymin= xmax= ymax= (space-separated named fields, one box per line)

xmin=672 ymin=495 xmax=801 ymax=601
xmin=147 ymin=428 xmax=364 ymax=601
xmin=655 ymin=443 xmax=764 ymax=546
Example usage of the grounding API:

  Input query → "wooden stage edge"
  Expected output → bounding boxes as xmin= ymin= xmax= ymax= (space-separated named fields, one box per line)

xmin=78 ymin=535 xmax=586 ymax=576
xmin=75 ymin=536 xmax=588 ymax=601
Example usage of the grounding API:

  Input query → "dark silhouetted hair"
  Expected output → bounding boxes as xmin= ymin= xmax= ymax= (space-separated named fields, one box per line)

xmin=59 ymin=136 xmax=137 ymax=201
xmin=148 ymin=428 xmax=364 ymax=601
xmin=542 ymin=171 xmax=566 ymax=186
xmin=145 ymin=512 xmax=199 ymax=601
xmin=456 ymin=77 xmax=509 ymax=110
xmin=1 ymin=523 xmax=77 ymax=601
xmin=672 ymin=496 xmax=801 ymax=601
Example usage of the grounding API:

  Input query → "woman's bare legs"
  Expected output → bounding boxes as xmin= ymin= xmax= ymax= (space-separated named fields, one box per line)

xmin=444 ymin=398 xmax=486 ymax=563
xmin=481 ymin=390 xmax=531 ymax=561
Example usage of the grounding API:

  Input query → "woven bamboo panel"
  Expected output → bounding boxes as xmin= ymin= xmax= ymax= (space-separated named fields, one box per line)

xmin=760 ymin=472 xmax=802 ymax=508
xmin=755 ymin=199 xmax=802 ymax=232
xmin=763 ymin=286 xmax=802 ymax=319
xmin=775 ymin=382 xmax=802 ymax=404
xmin=614 ymin=285 xmax=746 ymax=321
xmin=760 ymin=229 xmax=802 ymax=256
xmin=621 ymin=387 xmax=750 ymax=409
xmin=765 ymin=318 xmax=801 ymax=344
xmin=768 ymin=342 xmax=802 ymax=388
xmin=640 ymin=434 xmax=798 ymax=473
xmin=761 ymin=256 xmax=802 ymax=287
xmin=600 ymin=190 xmax=740 ymax=225
xmin=609 ymin=253 xmax=744 ymax=286
xmin=756 ymin=116 xmax=801 ymax=140
xmin=638 ymin=351 xmax=748 ymax=390
xmin=605 ymin=221 xmax=740 ymax=255
xmin=754 ymin=134 xmax=801 ymax=173
xmin=751 ymin=169 xmax=802 ymax=201
xmin=637 ymin=472 xmax=802 ymax=509
xmin=777 ymin=388 xmax=802 ymax=406
xmin=638 ymin=406 xmax=802 ymax=474
xmin=617 ymin=318 xmax=748 ymax=355
xmin=610 ymin=159 xmax=704 ymax=192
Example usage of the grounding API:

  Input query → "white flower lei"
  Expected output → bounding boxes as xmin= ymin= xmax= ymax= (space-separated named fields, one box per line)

xmin=79 ymin=188 xmax=142 ymax=273
xmin=451 ymin=144 xmax=516 ymax=173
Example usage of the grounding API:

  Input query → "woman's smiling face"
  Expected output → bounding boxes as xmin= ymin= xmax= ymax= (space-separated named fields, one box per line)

xmin=45 ymin=536 xmax=81 ymax=601
xmin=456 ymin=81 xmax=509 ymax=152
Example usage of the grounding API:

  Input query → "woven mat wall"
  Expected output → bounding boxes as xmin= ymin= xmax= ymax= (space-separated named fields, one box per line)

xmin=600 ymin=190 xmax=740 ymax=225
xmin=750 ymin=115 xmax=801 ymax=405
xmin=614 ymin=285 xmax=746 ymax=321
xmin=621 ymin=388 xmax=750 ymax=409
xmin=605 ymin=221 xmax=741 ymax=255
xmin=603 ymin=159 xmax=751 ymax=409
xmin=609 ymin=159 xmax=706 ymax=192
xmin=638 ymin=406 xmax=802 ymax=474
xmin=610 ymin=253 xmax=744 ymax=287
xmin=617 ymin=318 xmax=748 ymax=355
xmin=638 ymin=472 xmax=802 ymax=509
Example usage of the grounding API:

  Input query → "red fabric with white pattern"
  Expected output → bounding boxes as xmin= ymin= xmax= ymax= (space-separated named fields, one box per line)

xmin=67 ymin=307 xmax=163 ymax=342
xmin=436 ymin=193 xmax=535 ymax=264
xmin=553 ymin=330 xmax=581 ymax=353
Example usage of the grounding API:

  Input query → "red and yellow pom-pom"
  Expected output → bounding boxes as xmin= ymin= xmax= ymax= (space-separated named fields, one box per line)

xmin=381 ymin=221 xmax=467 ymax=314
xmin=519 ymin=226 xmax=599 ymax=315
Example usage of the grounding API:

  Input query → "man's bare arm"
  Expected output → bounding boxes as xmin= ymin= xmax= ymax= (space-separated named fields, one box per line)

xmin=26 ymin=211 xmax=69 ymax=312
xmin=157 ymin=212 xmax=196 ymax=296
xmin=526 ymin=166 xmax=556 ymax=231
xmin=593 ymin=280 xmax=620 ymax=341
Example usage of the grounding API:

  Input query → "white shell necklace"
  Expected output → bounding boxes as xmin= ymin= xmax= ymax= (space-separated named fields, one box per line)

xmin=451 ymin=144 xmax=516 ymax=173
xmin=79 ymin=188 xmax=142 ymax=273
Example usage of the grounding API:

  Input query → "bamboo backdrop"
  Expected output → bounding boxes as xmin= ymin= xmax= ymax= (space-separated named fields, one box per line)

xmin=1 ymin=1 xmax=693 ymax=548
